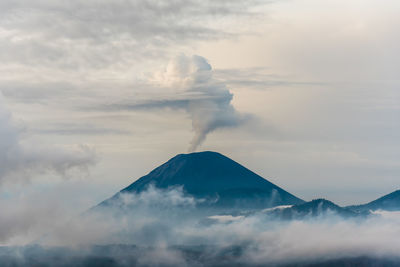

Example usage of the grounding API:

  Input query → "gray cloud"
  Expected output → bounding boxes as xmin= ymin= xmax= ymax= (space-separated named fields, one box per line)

xmin=32 ymin=123 xmax=131 ymax=136
xmin=96 ymin=55 xmax=249 ymax=151
xmin=0 ymin=0 xmax=261 ymax=69
xmin=0 ymin=0 xmax=264 ymax=159
xmin=43 ymin=185 xmax=199 ymax=246
xmin=16 ymin=187 xmax=400 ymax=265
xmin=214 ymin=67 xmax=326 ymax=90
xmin=0 ymin=94 xmax=96 ymax=184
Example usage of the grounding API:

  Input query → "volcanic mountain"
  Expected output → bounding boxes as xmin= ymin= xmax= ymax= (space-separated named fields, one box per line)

xmin=347 ymin=189 xmax=400 ymax=212
xmin=100 ymin=151 xmax=304 ymax=211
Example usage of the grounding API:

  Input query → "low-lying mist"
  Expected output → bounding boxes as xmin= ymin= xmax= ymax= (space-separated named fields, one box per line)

xmin=5 ymin=186 xmax=400 ymax=266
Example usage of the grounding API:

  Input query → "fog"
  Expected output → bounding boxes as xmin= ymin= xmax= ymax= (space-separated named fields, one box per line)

xmin=2 ymin=186 xmax=400 ymax=266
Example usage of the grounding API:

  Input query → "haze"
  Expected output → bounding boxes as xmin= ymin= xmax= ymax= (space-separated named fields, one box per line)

xmin=0 ymin=0 xmax=399 ymax=248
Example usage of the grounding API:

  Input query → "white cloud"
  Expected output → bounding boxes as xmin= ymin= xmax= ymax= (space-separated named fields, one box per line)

xmin=150 ymin=54 xmax=249 ymax=151
xmin=20 ymin=187 xmax=400 ymax=265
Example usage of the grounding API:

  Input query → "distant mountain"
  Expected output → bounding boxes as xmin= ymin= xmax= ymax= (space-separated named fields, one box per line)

xmin=100 ymin=151 xmax=304 ymax=211
xmin=347 ymin=189 xmax=400 ymax=212
xmin=265 ymin=199 xmax=363 ymax=219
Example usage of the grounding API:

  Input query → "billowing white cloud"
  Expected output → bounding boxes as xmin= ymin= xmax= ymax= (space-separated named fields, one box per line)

xmin=151 ymin=55 xmax=249 ymax=151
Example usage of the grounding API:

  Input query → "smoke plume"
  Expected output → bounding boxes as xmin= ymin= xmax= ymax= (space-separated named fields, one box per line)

xmin=154 ymin=55 xmax=246 ymax=151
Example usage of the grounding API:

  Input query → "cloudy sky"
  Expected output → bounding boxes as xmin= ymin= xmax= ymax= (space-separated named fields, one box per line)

xmin=0 ymin=0 xmax=399 ymax=243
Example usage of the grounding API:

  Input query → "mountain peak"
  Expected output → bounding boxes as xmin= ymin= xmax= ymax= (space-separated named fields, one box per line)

xmin=103 ymin=151 xmax=304 ymax=210
xmin=164 ymin=151 xmax=238 ymax=169
xmin=173 ymin=150 xmax=225 ymax=158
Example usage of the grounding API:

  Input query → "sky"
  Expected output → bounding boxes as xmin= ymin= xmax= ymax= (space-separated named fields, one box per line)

xmin=0 ymin=0 xmax=399 ymax=241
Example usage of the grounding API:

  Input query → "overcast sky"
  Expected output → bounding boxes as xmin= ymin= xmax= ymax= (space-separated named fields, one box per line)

xmin=0 ymin=0 xmax=399 ymax=240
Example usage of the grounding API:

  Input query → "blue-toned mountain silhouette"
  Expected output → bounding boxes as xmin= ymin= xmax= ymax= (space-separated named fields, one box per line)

xmin=100 ymin=151 xmax=304 ymax=211
xmin=265 ymin=199 xmax=364 ymax=220
xmin=347 ymin=189 xmax=400 ymax=212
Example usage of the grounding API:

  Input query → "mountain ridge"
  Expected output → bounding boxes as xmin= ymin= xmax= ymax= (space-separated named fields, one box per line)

xmin=347 ymin=189 xmax=400 ymax=212
xmin=265 ymin=198 xmax=365 ymax=219
xmin=100 ymin=151 xmax=304 ymax=211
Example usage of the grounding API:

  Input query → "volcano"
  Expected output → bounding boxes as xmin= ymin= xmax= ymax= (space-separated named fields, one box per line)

xmin=101 ymin=151 xmax=304 ymax=211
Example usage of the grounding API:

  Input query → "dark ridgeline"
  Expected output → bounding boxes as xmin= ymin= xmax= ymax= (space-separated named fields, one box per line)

xmin=266 ymin=199 xmax=365 ymax=220
xmin=2 ymin=245 xmax=400 ymax=267
xmin=94 ymin=151 xmax=400 ymax=216
xmin=347 ymin=189 xmax=400 ymax=212
xmin=100 ymin=151 xmax=304 ymax=211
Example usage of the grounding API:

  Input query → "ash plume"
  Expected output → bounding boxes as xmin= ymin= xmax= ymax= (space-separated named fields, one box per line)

xmin=153 ymin=54 xmax=247 ymax=151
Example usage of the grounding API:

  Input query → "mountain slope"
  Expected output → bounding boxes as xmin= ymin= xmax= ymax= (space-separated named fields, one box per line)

xmin=347 ymin=189 xmax=400 ymax=212
xmin=265 ymin=199 xmax=364 ymax=220
xmin=101 ymin=151 xmax=304 ymax=211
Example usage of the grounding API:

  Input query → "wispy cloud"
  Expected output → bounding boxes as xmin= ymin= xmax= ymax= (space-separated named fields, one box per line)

xmin=95 ymin=55 xmax=250 ymax=151
xmin=0 ymin=94 xmax=96 ymax=184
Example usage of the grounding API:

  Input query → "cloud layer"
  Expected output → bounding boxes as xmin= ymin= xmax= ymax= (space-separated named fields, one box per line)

xmin=5 ymin=186 xmax=399 ymax=266
xmin=97 ymin=55 xmax=249 ymax=151
xmin=0 ymin=94 xmax=95 ymax=184
xmin=0 ymin=0 xmax=259 ymax=70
